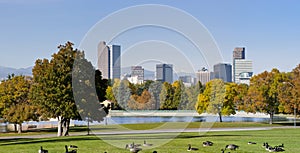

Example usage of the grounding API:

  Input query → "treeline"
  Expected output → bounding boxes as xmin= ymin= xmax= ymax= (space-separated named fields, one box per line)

xmin=196 ymin=66 xmax=300 ymax=124
xmin=105 ymin=79 xmax=204 ymax=110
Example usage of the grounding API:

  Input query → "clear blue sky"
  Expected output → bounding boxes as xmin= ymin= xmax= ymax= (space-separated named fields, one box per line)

xmin=1 ymin=0 xmax=299 ymax=74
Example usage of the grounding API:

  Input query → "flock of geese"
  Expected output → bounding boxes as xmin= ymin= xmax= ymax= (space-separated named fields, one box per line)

xmin=125 ymin=140 xmax=155 ymax=153
xmin=188 ymin=141 xmax=285 ymax=152
xmin=38 ymin=145 xmax=78 ymax=153
xmin=38 ymin=141 xmax=285 ymax=152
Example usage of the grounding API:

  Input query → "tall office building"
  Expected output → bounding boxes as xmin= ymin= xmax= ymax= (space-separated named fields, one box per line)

xmin=196 ymin=67 xmax=210 ymax=85
xmin=213 ymin=63 xmax=232 ymax=83
xmin=232 ymin=47 xmax=253 ymax=83
xmin=156 ymin=64 xmax=173 ymax=83
xmin=97 ymin=41 xmax=121 ymax=80
xmin=131 ymin=66 xmax=144 ymax=84
xmin=233 ymin=47 xmax=245 ymax=59
xmin=234 ymin=59 xmax=253 ymax=84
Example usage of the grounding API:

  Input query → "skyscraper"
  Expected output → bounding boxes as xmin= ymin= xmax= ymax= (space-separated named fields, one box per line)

xmin=131 ymin=66 xmax=144 ymax=84
xmin=196 ymin=67 xmax=210 ymax=85
xmin=234 ymin=59 xmax=253 ymax=84
xmin=97 ymin=41 xmax=121 ymax=80
xmin=232 ymin=47 xmax=253 ymax=83
xmin=212 ymin=63 xmax=232 ymax=83
xmin=156 ymin=64 xmax=173 ymax=83
xmin=233 ymin=47 xmax=245 ymax=59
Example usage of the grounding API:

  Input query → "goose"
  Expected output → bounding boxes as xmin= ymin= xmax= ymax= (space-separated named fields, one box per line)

xmin=65 ymin=145 xmax=77 ymax=153
xmin=153 ymin=151 xmax=157 ymax=153
xmin=143 ymin=140 xmax=153 ymax=147
xmin=225 ymin=144 xmax=239 ymax=150
xmin=278 ymin=143 xmax=284 ymax=148
xmin=38 ymin=146 xmax=48 ymax=153
xmin=187 ymin=144 xmax=199 ymax=151
xmin=69 ymin=145 xmax=78 ymax=149
xmin=202 ymin=141 xmax=213 ymax=146
xmin=248 ymin=141 xmax=256 ymax=145
xmin=129 ymin=147 xmax=142 ymax=153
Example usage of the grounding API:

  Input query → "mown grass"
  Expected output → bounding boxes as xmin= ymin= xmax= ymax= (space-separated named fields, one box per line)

xmin=0 ymin=127 xmax=299 ymax=153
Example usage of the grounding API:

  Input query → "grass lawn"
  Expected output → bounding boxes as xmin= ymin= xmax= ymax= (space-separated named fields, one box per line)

xmin=0 ymin=122 xmax=299 ymax=153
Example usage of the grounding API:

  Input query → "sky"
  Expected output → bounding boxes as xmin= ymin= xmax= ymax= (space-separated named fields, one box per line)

xmin=1 ymin=0 xmax=300 ymax=74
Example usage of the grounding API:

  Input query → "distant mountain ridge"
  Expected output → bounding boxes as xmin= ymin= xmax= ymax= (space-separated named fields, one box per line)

xmin=0 ymin=66 xmax=32 ymax=80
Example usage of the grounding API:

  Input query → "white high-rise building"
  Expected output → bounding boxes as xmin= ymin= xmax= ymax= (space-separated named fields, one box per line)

xmin=196 ymin=68 xmax=210 ymax=85
xmin=234 ymin=59 xmax=253 ymax=84
xmin=97 ymin=41 xmax=121 ymax=80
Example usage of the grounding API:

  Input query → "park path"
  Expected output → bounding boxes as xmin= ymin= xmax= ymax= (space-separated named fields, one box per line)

xmin=1 ymin=126 xmax=293 ymax=140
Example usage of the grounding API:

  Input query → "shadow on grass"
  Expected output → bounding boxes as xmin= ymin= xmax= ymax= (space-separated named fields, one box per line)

xmin=0 ymin=135 xmax=101 ymax=146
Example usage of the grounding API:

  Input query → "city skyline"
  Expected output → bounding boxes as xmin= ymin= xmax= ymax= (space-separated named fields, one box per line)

xmin=1 ymin=1 xmax=300 ymax=75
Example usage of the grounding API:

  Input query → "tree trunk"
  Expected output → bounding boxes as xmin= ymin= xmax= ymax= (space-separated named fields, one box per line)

xmin=218 ymin=112 xmax=223 ymax=122
xmin=87 ymin=116 xmax=90 ymax=135
xmin=18 ymin=123 xmax=22 ymax=134
xmin=14 ymin=124 xmax=17 ymax=133
xmin=57 ymin=116 xmax=62 ymax=137
xmin=62 ymin=118 xmax=70 ymax=136
xmin=269 ymin=113 xmax=274 ymax=124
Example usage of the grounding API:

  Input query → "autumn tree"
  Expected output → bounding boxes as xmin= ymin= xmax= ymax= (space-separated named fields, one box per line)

xmin=233 ymin=83 xmax=249 ymax=111
xmin=0 ymin=75 xmax=38 ymax=133
xmin=244 ymin=69 xmax=283 ymax=124
xmin=278 ymin=65 xmax=300 ymax=116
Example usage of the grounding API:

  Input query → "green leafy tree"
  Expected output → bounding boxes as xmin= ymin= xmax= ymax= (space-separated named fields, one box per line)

xmin=186 ymin=81 xmax=204 ymax=110
xmin=31 ymin=42 xmax=81 ymax=136
xmin=0 ymin=75 xmax=38 ymax=133
xmin=196 ymin=79 xmax=233 ymax=122
xmin=112 ymin=79 xmax=131 ymax=110
xmin=159 ymin=82 xmax=175 ymax=110
xmin=72 ymin=54 xmax=110 ymax=135
xmin=223 ymin=83 xmax=237 ymax=116
xmin=148 ymin=81 xmax=162 ymax=110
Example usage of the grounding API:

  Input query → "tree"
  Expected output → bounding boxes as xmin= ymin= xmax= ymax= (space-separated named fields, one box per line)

xmin=185 ymin=81 xmax=204 ymax=110
xmin=159 ymin=82 xmax=175 ymax=110
xmin=112 ymin=79 xmax=131 ymax=110
xmin=0 ymin=75 xmax=38 ymax=133
xmin=233 ymin=83 xmax=249 ymax=111
xmin=278 ymin=64 xmax=300 ymax=116
xmin=148 ymin=81 xmax=162 ymax=110
xmin=72 ymin=53 xmax=110 ymax=135
xmin=244 ymin=69 xmax=283 ymax=124
xmin=223 ymin=83 xmax=237 ymax=116
xmin=195 ymin=79 xmax=230 ymax=122
xmin=173 ymin=80 xmax=189 ymax=110
xmin=31 ymin=42 xmax=81 ymax=136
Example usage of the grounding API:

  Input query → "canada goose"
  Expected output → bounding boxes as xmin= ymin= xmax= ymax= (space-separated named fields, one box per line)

xmin=69 ymin=145 xmax=78 ymax=149
xmin=203 ymin=141 xmax=213 ymax=146
xmin=143 ymin=140 xmax=153 ymax=146
xmin=153 ymin=151 xmax=157 ymax=153
xmin=65 ymin=145 xmax=77 ymax=153
xmin=278 ymin=143 xmax=284 ymax=148
xmin=225 ymin=144 xmax=239 ymax=150
xmin=187 ymin=144 xmax=199 ymax=151
xmin=38 ymin=146 xmax=48 ymax=153
xmin=248 ymin=141 xmax=256 ymax=144
xmin=129 ymin=147 xmax=142 ymax=153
